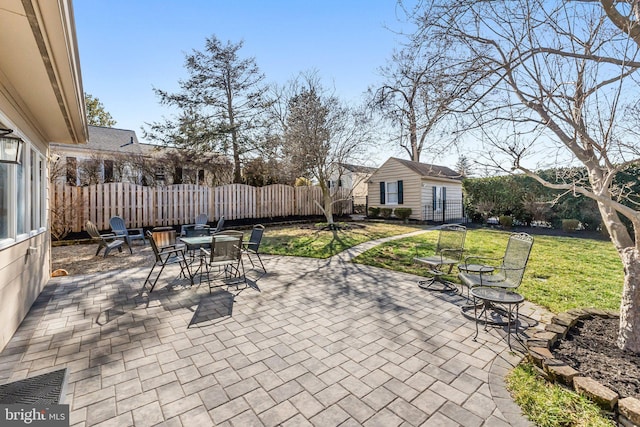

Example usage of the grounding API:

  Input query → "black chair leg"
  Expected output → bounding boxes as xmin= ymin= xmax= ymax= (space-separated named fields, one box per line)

xmin=255 ymin=253 xmax=266 ymax=272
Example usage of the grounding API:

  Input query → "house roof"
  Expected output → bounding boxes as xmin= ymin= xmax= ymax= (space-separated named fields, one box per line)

xmin=391 ymin=157 xmax=462 ymax=181
xmin=339 ymin=163 xmax=378 ymax=174
xmin=51 ymin=125 xmax=159 ymax=156
xmin=87 ymin=126 xmax=153 ymax=153
xmin=1 ymin=0 xmax=87 ymax=145
xmin=52 ymin=126 xmax=229 ymax=164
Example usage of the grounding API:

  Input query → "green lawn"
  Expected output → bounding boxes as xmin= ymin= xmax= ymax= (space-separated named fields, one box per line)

xmin=259 ymin=222 xmax=426 ymax=259
xmin=506 ymin=364 xmax=616 ymax=427
xmin=352 ymin=228 xmax=624 ymax=313
xmin=353 ymin=227 xmax=624 ymax=426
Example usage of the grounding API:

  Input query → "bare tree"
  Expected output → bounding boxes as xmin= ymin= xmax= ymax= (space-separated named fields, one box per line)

xmin=282 ymin=73 xmax=373 ymax=225
xmin=415 ymin=0 xmax=640 ymax=351
xmin=368 ymin=11 xmax=480 ymax=162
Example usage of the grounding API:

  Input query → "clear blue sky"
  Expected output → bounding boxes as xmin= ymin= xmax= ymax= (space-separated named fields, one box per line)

xmin=74 ymin=0 xmax=422 ymax=166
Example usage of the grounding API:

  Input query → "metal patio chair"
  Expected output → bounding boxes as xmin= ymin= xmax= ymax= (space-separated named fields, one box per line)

xmin=109 ymin=215 xmax=144 ymax=251
xmin=200 ymin=230 xmax=245 ymax=291
xmin=85 ymin=220 xmax=125 ymax=258
xmin=414 ymin=224 xmax=467 ymax=292
xmin=458 ymin=232 xmax=534 ymax=296
xmin=242 ymin=224 xmax=266 ymax=272
xmin=142 ymin=230 xmax=192 ymax=293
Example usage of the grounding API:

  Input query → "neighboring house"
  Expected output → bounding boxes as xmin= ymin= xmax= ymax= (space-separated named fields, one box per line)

xmin=51 ymin=125 xmax=232 ymax=186
xmin=328 ymin=163 xmax=377 ymax=207
xmin=51 ymin=126 xmax=150 ymax=185
xmin=0 ymin=0 xmax=86 ymax=351
xmin=367 ymin=157 xmax=464 ymax=222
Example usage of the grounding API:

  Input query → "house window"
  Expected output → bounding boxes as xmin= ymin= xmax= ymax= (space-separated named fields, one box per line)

xmin=30 ymin=151 xmax=39 ymax=230
xmin=28 ymin=150 xmax=46 ymax=231
xmin=66 ymin=156 xmax=77 ymax=185
xmin=379 ymin=180 xmax=404 ymax=205
xmin=198 ymin=169 xmax=205 ymax=185
xmin=0 ymin=163 xmax=9 ymax=241
xmin=104 ymin=160 xmax=114 ymax=183
xmin=16 ymin=147 xmax=26 ymax=235
xmin=387 ymin=182 xmax=398 ymax=204
xmin=0 ymin=140 xmax=47 ymax=248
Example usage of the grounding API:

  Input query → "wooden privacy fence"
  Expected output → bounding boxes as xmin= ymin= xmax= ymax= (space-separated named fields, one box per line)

xmin=51 ymin=183 xmax=353 ymax=232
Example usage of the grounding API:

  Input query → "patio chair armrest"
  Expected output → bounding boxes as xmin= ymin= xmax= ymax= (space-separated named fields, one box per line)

xmin=200 ymin=247 xmax=211 ymax=257
xmin=159 ymin=247 xmax=185 ymax=257
xmin=461 ymin=255 xmax=502 ymax=265
xmin=128 ymin=228 xmax=144 ymax=235
xmin=159 ymin=244 xmax=181 ymax=252
xmin=100 ymin=233 xmax=118 ymax=240
xmin=493 ymin=265 xmax=526 ymax=275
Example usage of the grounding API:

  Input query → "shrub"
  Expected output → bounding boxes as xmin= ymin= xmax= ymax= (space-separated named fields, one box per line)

xmin=380 ymin=208 xmax=393 ymax=219
xmin=499 ymin=215 xmax=513 ymax=228
xmin=368 ymin=207 xmax=380 ymax=218
xmin=394 ymin=208 xmax=412 ymax=221
xmin=562 ymin=219 xmax=580 ymax=232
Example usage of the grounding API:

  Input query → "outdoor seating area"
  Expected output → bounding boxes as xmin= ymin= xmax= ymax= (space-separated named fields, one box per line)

xmin=121 ymin=221 xmax=264 ymax=294
xmin=4 ymin=0 xmax=634 ymax=425
xmin=415 ymin=228 xmax=535 ymax=349
xmin=0 ymin=231 xmax=548 ymax=426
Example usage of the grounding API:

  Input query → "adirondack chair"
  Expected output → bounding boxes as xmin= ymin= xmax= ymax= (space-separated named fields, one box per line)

xmin=86 ymin=221 xmax=124 ymax=258
xmin=109 ymin=216 xmax=144 ymax=251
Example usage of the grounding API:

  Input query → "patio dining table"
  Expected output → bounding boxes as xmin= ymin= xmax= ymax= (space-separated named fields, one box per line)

xmin=179 ymin=234 xmax=238 ymax=251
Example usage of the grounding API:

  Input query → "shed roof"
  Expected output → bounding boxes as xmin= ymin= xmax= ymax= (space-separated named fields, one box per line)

xmin=391 ymin=158 xmax=462 ymax=181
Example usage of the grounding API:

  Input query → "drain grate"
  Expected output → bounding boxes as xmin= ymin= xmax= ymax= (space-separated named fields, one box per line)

xmin=0 ymin=369 xmax=67 ymax=405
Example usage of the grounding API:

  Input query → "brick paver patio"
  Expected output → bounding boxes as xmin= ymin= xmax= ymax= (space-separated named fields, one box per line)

xmin=0 ymin=231 xmax=548 ymax=426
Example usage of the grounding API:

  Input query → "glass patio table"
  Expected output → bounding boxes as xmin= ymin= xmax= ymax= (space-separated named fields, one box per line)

xmin=471 ymin=286 xmax=524 ymax=348
xmin=179 ymin=234 xmax=238 ymax=257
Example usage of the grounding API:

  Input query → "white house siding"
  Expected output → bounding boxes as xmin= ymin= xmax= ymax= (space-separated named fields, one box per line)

xmin=0 ymin=113 xmax=57 ymax=350
xmin=367 ymin=158 xmax=423 ymax=220
xmin=351 ymin=172 xmax=372 ymax=206
xmin=421 ymin=179 xmax=464 ymax=221
xmin=0 ymin=0 xmax=86 ymax=351
xmin=0 ymin=232 xmax=50 ymax=350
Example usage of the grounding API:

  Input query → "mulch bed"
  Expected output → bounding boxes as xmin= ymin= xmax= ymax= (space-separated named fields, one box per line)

xmin=553 ymin=316 xmax=640 ymax=399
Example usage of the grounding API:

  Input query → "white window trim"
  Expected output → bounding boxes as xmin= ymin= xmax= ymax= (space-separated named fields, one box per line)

xmin=0 ymin=139 xmax=48 ymax=250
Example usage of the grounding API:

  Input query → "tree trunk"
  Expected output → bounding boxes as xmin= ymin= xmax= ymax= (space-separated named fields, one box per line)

xmin=408 ymin=108 xmax=419 ymax=161
xmin=231 ymin=128 xmax=242 ymax=183
xmin=596 ymin=199 xmax=640 ymax=353
xmin=323 ymin=189 xmax=334 ymax=224
xmin=618 ymin=247 xmax=640 ymax=353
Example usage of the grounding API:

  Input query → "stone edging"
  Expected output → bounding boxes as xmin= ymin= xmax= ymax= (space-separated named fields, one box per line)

xmin=525 ymin=308 xmax=640 ymax=426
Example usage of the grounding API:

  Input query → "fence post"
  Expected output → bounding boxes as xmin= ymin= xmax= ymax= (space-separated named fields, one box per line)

xmin=442 ymin=198 xmax=446 ymax=224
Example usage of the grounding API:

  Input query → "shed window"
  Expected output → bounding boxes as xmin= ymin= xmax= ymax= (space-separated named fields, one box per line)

xmin=380 ymin=180 xmax=403 ymax=205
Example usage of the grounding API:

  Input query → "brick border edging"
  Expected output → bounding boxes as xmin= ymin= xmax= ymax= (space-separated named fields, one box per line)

xmin=525 ymin=308 xmax=640 ymax=426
